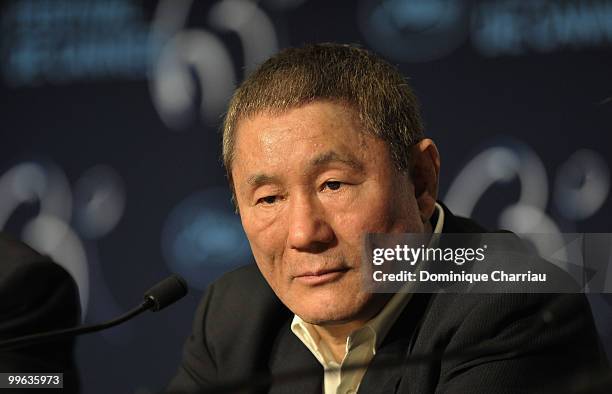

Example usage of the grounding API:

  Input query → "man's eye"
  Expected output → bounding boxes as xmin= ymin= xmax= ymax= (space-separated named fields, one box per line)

xmin=323 ymin=181 xmax=342 ymax=191
xmin=257 ymin=195 xmax=277 ymax=205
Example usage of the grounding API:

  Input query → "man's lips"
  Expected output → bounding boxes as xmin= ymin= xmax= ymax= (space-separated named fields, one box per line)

xmin=293 ymin=267 xmax=350 ymax=285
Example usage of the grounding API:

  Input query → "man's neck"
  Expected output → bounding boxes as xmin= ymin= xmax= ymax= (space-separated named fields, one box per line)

xmin=312 ymin=320 xmax=366 ymax=363
xmin=309 ymin=292 xmax=392 ymax=362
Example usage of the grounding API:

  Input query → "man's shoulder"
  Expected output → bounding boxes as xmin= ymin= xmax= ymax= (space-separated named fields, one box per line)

xmin=425 ymin=291 xmax=590 ymax=330
xmin=207 ymin=263 xmax=277 ymax=305
xmin=430 ymin=205 xmax=597 ymax=340
xmin=438 ymin=201 xmax=487 ymax=234
xmin=196 ymin=264 xmax=290 ymax=346
xmin=213 ymin=263 xmax=265 ymax=287
xmin=172 ymin=264 xmax=292 ymax=390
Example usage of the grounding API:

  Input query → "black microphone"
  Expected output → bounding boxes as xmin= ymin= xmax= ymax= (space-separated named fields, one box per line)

xmin=0 ymin=274 xmax=188 ymax=351
xmin=144 ymin=274 xmax=189 ymax=311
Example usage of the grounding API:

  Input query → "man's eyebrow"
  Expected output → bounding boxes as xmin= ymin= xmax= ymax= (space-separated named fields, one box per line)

xmin=309 ymin=150 xmax=365 ymax=171
xmin=246 ymin=173 xmax=280 ymax=188
xmin=245 ymin=151 xmax=364 ymax=189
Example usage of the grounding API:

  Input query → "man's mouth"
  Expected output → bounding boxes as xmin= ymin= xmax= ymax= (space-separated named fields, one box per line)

xmin=293 ymin=267 xmax=350 ymax=286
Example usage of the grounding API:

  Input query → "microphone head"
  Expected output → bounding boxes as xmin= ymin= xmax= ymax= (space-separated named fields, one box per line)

xmin=144 ymin=274 xmax=188 ymax=312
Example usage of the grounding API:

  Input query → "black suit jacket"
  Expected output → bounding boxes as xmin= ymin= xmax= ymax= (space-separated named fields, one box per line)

xmin=0 ymin=232 xmax=80 ymax=393
xmin=167 ymin=207 xmax=608 ymax=393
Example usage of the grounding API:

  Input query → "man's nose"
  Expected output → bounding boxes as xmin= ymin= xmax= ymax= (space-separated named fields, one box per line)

xmin=286 ymin=195 xmax=335 ymax=252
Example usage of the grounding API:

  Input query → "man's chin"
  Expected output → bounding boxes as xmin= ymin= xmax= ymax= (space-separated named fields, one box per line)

xmin=286 ymin=289 xmax=391 ymax=326
xmin=288 ymin=293 xmax=371 ymax=325
xmin=296 ymin=310 xmax=359 ymax=326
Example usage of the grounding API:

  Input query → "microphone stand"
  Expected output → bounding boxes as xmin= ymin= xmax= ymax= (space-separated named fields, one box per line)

xmin=0 ymin=274 xmax=188 ymax=351
xmin=0 ymin=299 xmax=154 ymax=351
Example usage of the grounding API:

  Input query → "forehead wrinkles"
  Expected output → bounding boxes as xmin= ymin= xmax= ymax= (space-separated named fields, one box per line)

xmin=234 ymin=102 xmax=374 ymax=168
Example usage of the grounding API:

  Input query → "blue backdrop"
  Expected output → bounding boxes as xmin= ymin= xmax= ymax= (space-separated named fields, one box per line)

xmin=1 ymin=0 xmax=611 ymax=392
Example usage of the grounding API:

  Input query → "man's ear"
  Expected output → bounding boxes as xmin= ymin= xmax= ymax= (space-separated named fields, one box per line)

xmin=409 ymin=138 xmax=441 ymax=224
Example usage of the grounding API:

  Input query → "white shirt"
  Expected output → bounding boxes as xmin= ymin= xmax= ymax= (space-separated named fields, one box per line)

xmin=291 ymin=203 xmax=445 ymax=394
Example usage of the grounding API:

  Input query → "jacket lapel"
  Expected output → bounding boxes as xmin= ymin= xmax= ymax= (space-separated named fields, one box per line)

xmin=268 ymin=320 xmax=323 ymax=394
xmin=358 ymin=293 xmax=433 ymax=394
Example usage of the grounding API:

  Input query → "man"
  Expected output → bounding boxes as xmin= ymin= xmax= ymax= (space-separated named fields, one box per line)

xmin=167 ymin=43 xmax=607 ymax=393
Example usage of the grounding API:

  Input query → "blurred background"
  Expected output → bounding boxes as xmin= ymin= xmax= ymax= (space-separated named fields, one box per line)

xmin=1 ymin=0 xmax=611 ymax=392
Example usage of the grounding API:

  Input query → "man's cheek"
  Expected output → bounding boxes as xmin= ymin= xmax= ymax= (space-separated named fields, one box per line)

xmin=248 ymin=229 xmax=281 ymax=257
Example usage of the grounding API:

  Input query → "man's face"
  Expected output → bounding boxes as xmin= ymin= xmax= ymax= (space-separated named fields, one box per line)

xmin=231 ymin=101 xmax=426 ymax=325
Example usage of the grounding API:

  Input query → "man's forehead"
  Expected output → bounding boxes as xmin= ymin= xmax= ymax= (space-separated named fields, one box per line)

xmin=234 ymin=103 xmax=369 ymax=148
xmin=229 ymin=101 xmax=388 ymax=184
